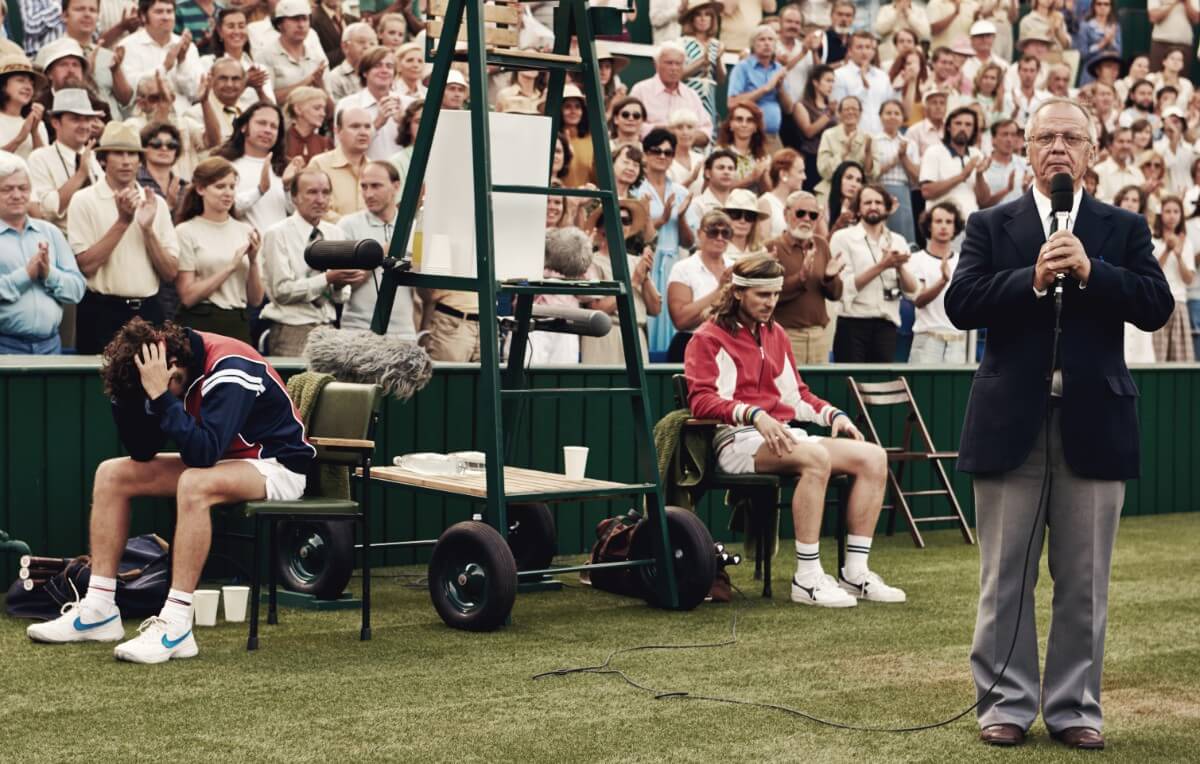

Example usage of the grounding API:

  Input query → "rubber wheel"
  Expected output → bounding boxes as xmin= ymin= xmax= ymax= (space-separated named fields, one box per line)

xmin=630 ymin=507 xmax=716 ymax=611
xmin=506 ymin=503 xmax=557 ymax=571
xmin=428 ymin=521 xmax=518 ymax=631
xmin=274 ymin=520 xmax=355 ymax=600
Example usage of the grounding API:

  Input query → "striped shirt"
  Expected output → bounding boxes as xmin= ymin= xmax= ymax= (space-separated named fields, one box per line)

xmin=174 ymin=0 xmax=217 ymax=40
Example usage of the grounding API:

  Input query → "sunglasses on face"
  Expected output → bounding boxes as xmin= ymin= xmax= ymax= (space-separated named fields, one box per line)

xmin=791 ymin=208 xmax=820 ymax=220
xmin=146 ymin=139 xmax=179 ymax=150
xmin=703 ymin=226 xmax=733 ymax=239
xmin=619 ymin=110 xmax=644 ymax=120
xmin=725 ymin=209 xmax=759 ymax=222
xmin=645 ymin=146 xmax=675 ymax=157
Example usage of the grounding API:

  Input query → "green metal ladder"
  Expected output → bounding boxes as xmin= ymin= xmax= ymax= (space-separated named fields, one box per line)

xmin=369 ymin=0 xmax=681 ymax=614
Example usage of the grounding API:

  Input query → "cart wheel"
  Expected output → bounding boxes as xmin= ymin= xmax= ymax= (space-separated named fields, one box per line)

xmin=275 ymin=520 xmax=355 ymax=600
xmin=429 ymin=521 xmax=517 ymax=631
xmin=507 ymin=503 xmax=557 ymax=571
xmin=631 ymin=507 xmax=716 ymax=611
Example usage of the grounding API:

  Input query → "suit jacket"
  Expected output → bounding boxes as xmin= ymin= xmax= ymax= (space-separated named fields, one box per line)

xmin=825 ymin=30 xmax=848 ymax=66
xmin=945 ymin=191 xmax=1173 ymax=480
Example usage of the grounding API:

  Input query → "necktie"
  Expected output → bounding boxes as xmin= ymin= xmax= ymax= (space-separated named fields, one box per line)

xmin=309 ymin=227 xmax=323 ymax=244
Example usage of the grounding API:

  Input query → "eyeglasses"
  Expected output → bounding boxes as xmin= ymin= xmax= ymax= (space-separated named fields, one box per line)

xmin=791 ymin=209 xmax=820 ymax=220
xmin=725 ymin=209 xmax=759 ymax=222
xmin=146 ymin=139 xmax=179 ymax=151
xmin=703 ymin=225 xmax=733 ymax=239
xmin=731 ymin=115 xmax=755 ymax=124
xmin=1030 ymin=132 xmax=1090 ymax=149
xmin=619 ymin=110 xmax=644 ymax=120
xmin=645 ymin=146 xmax=675 ymax=157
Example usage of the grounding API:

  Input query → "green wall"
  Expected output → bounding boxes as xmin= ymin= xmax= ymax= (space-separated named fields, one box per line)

xmin=1 ymin=360 xmax=1197 ymax=588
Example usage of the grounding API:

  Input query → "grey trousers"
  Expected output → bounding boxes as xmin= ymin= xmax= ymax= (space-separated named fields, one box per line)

xmin=970 ymin=408 xmax=1124 ymax=732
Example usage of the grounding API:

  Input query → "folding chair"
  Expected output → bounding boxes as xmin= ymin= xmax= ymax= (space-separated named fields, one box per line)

xmin=234 ymin=382 xmax=383 ymax=650
xmin=846 ymin=376 xmax=973 ymax=549
xmin=671 ymin=375 xmax=850 ymax=598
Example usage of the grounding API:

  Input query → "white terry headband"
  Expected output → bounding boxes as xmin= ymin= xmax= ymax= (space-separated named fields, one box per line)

xmin=732 ymin=275 xmax=784 ymax=289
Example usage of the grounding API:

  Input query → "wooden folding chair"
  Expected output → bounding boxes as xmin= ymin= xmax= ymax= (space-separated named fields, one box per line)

xmin=846 ymin=377 xmax=974 ymax=549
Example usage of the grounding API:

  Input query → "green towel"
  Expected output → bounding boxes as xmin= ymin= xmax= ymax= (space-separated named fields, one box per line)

xmin=653 ymin=409 xmax=710 ymax=510
xmin=286 ymin=371 xmax=351 ymax=500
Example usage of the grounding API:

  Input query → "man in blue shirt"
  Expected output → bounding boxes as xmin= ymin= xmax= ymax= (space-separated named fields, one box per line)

xmin=727 ymin=25 xmax=788 ymax=151
xmin=0 ymin=153 xmax=86 ymax=354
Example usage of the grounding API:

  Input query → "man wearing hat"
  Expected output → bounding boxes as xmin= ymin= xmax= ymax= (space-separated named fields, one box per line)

xmin=960 ymin=20 xmax=1008 ymax=86
xmin=67 ymin=120 xmax=180 ymax=354
xmin=442 ymin=69 xmax=469 ymax=110
xmin=906 ymin=89 xmax=950 ymax=165
xmin=33 ymin=38 xmax=115 ymax=144
xmin=260 ymin=0 xmax=330 ymax=104
xmin=27 ymin=89 xmax=104 ymax=237
xmin=1085 ymin=51 xmax=1123 ymax=90
xmin=117 ymin=0 xmax=202 ymax=114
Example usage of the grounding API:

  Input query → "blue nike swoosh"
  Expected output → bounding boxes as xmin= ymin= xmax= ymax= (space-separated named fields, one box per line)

xmin=161 ymin=630 xmax=191 ymax=649
xmin=73 ymin=613 xmax=119 ymax=631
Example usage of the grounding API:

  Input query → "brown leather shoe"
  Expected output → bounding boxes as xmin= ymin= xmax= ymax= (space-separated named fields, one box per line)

xmin=980 ymin=724 xmax=1026 ymax=746
xmin=1051 ymin=727 xmax=1105 ymax=750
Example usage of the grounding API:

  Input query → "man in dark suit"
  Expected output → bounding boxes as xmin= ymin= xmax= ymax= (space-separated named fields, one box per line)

xmin=825 ymin=0 xmax=854 ymax=66
xmin=945 ymin=98 xmax=1174 ymax=751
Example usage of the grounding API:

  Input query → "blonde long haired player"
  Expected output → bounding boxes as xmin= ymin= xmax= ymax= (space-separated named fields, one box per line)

xmin=684 ymin=254 xmax=907 ymax=607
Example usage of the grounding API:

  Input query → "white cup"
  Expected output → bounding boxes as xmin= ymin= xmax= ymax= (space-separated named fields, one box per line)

xmin=563 ymin=446 xmax=589 ymax=480
xmin=193 ymin=589 xmax=220 ymax=627
xmin=222 ymin=585 xmax=250 ymax=623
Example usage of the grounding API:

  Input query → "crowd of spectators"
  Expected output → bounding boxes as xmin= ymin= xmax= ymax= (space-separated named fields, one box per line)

xmin=0 ymin=0 xmax=1197 ymax=367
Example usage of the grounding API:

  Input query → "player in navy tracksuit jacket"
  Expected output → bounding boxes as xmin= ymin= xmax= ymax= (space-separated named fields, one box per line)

xmin=26 ymin=318 xmax=315 ymax=663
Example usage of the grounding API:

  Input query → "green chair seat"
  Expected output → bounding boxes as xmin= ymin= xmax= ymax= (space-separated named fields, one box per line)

xmin=712 ymin=472 xmax=781 ymax=487
xmin=244 ymin=498 xmax=359 ymax=516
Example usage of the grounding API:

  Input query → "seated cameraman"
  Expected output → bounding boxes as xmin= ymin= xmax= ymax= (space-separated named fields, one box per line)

xmin=27 ymin=319 xmax=314 ymax=663
xmin=684 ymin=254 xmax=906 ymax=607
xmin=829 ymin=184 xmax=919 ymax=362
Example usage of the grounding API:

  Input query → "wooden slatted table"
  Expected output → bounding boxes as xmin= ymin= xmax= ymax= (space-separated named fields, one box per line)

xmin=363 ymin=465 xmax=652 ymax=503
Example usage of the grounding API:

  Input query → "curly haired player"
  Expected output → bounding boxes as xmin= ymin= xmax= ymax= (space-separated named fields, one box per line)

xmin=27 ymin=319 xmax=314 ymax=663
xmin=684 ymin=254 xmax=906 ymax=608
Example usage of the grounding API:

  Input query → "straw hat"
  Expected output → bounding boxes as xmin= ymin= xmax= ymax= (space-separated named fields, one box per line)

xmin=585 ymin=197 xmax=650 ymax=242
xmin=95 ymin=121 xmax=144 ymax=154
xmin=50 ymin=87 xmax=103 ymax=116
xmin=562 ymin=82 xmax=586 ymax=103
xmin=274 ymin=0 xmax=311 ymax=18
xmin=1017 ymin=33 xmax=1052 ymax=50
xmin=680 ymin=0 xmax=722 ymax=22
xmin=723 ymin=188 xmax=760 ymax=215
xmin=0 ymin=53 xmax=45 ymax=89
xmin=35 ymin=37 xmax=89 ymax=73
xmin=594 ymin=40 xmax=629 ymax=74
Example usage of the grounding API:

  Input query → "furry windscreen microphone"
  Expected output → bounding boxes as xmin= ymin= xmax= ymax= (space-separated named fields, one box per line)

xmin=305 ymin=239 xmax=385 ymax=271
xmin=303 ymin=327 xmax=433 ymax=400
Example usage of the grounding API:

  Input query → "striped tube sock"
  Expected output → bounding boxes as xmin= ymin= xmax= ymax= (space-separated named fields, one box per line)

xmin=844 ymin=534 xmax=873 ymax=582
xmin=161 ymin=589 xmax=194 ymax=629
xmin=794 ymin=541 xmax=822 ymax=580
xmin=83 ymin=575 xmax=117 ymax=610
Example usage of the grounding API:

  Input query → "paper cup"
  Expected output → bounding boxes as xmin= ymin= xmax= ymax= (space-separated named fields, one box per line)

xmin=222 ymin=585 xmax=250 ymax=623
xmin=563 ymin=446 xmax=589 ymax=480
xmin=193 ymin=589 xmax=220 ymax=627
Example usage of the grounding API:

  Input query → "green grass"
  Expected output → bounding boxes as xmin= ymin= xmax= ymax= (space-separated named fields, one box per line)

xmin=2 ymin=514 xmax=1198 ymax=763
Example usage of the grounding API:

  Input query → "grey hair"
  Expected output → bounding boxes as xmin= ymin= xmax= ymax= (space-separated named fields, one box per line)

xmin=785 ymin=190 xmax=817 ymax=208
xmin=0 ymin=151 xmax=29 ymax=181
xmin=1025 ymin=97 xmax=1097 ymax=145
xmin=750 ymin=24 xmax=778 ymax=42
xmin=655 ymin=41 xmax=687 ymax=62
xmin=544 ymin=226 xmax=594 ymax=278
xmin=342 ymin=21 xmax=376 ymax=43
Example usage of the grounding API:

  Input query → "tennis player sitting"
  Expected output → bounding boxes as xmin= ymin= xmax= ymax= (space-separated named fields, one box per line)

xmin=684 ymin=254 xmax=905 ymax=607
xmin=27 ymin=319 xmax=314 ymax=662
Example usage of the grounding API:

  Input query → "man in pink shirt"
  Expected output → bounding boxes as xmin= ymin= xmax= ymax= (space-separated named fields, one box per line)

xmin=630 ymin=41 xmax=714 ymax=138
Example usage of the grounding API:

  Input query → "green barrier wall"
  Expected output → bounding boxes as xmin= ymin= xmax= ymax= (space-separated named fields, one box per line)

xmin=1 ymin=360 xmax=1197 ymax=588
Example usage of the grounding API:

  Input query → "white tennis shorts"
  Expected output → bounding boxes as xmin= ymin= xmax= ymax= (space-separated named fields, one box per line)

xmin=226 ymin=457 xmax=307 ymax=501
xmin=715 ymin=427 xmax=817 ymax=475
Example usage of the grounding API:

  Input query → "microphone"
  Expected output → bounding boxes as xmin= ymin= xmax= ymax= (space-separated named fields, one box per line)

xmin=527 ymin=305 xmax=612 ymax=337
xmin=1049 ymin=172 xmax=1073 ymax=297
xmin=304 ymin=239 xmax=385 ymax=271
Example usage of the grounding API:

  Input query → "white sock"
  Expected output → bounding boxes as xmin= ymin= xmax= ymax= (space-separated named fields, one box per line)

xmin=83 ymin=575 xmax=117 ymax=611
xmin=160 ymin=589 xmax=194 ymax=630
xmin=844 ymin=535 xmax=873 ymax=582
xmin=794 ymin=541 xmax=822 ymax=580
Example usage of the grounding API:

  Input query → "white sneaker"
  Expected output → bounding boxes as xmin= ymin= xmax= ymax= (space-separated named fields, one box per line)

xmin=839 ymin=569 xmax=907 ymax=603
xmin=113 ymin=617 xmax=198 ymax=664
xmin=27 ymin=600 xmax=124 ymax=643
xmin=791 ymin=574 xmax=858 ymax=608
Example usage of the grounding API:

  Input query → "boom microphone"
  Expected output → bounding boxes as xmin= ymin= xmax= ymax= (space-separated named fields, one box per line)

xmin=1049 ymin=173 xmax=1074 ymax=297
xmin=304 ymin=239 xmax=385 ymax=271
xmin=529 ymin=305 xmax=612 ymax=337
